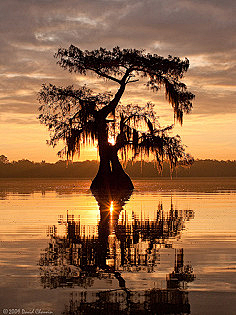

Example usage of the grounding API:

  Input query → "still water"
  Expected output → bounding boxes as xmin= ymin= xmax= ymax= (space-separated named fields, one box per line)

xmin=0 ymin=178 xmax=235 ymax=314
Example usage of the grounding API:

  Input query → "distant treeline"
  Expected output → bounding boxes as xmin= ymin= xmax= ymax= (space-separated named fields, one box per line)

xmin=0 ymin=155 xmax=236 ymax=178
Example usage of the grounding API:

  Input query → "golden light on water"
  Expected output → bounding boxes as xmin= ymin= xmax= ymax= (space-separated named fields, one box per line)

xmin=110 ymin=201 xmax=114 ymax=214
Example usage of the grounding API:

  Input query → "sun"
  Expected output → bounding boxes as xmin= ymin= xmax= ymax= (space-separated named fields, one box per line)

xmin=108 ymin=137 xmax=116 ymax=146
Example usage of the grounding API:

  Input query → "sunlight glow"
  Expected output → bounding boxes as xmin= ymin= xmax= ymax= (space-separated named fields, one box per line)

xmin=108 ymin=137 xmax=116 ymax=146
xmin=110 ymin=201 xmax=114 ymax=214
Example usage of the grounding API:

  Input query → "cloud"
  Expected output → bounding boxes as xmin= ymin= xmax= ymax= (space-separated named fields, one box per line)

xmin=0 ymin=0 xmax=235 ymax=119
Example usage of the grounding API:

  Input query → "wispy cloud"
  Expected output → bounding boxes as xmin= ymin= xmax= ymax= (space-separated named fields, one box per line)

xmin=0 ymin=0 xmax=235 ymax=160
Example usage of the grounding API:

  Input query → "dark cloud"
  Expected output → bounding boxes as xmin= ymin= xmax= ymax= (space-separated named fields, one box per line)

xmin=0 ymin=0 xmax=235 ymax=118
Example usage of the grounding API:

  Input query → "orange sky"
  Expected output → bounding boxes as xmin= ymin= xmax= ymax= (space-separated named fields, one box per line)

xmin=0 ymin=0 xmax=235 ymax=162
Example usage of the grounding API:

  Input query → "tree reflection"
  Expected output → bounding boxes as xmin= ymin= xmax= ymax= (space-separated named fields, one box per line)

xmin=62 ymin=288 xmax=191 ymax=315
xmin=39 ymin=190 xmax=195 ymax=314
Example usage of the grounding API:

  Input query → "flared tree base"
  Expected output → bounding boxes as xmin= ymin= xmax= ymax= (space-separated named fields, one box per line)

xmin=91 ymin=145 xmax=134 ymax=193
xmin=90 ymin=170 xmax=134 ymax=193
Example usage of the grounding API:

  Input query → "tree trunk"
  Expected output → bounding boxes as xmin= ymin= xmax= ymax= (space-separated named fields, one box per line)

xmin=110 ymin=147 xmax=134 ymax=190
xmin=90 ymin=145 xmax=134 ymax=191
xmin=90 ymin=118 xmax=133 ymax=192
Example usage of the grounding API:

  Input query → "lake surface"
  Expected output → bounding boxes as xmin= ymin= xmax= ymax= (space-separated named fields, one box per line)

xmin=0 ymin=178 xmax=236 ymax=314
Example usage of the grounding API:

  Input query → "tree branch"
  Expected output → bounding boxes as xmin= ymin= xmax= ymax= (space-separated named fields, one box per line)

xmin=94 ymin=69 xmax=121 ymax=84
xmin=99 ymin=69 xmax=131 ymax=118
xmin=127 ymin=79 xmax=139 ymax=84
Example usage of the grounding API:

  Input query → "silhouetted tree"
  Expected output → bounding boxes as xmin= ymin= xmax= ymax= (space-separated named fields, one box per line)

xmin=38 ymin=46 xmax=194 ymax=190
xmin=0 ymin=155 xmax=9 ymax=164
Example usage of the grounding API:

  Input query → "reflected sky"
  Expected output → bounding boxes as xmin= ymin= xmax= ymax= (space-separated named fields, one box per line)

xmin=39 ymin=189 xmax=194 ymax=314
xmin=0 ymin=179 xmax=236 ymax=314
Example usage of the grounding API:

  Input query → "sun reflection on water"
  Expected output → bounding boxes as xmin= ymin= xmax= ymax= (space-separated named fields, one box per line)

xmin=110 ymin=201 xmax=114 ymax=214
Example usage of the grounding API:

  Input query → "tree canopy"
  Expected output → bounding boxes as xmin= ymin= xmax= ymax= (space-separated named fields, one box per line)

xmin=38 ymin=46 xmax=194 ymax=174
